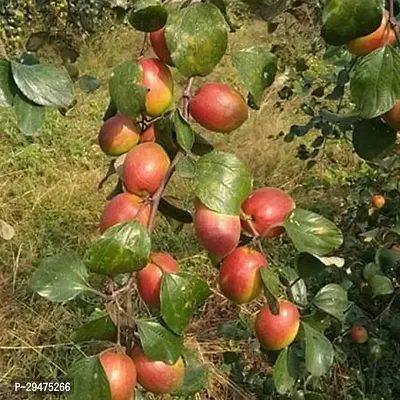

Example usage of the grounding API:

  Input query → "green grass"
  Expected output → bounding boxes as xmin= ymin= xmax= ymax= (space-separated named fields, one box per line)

xmin=0 ymin=11 xmax=363 ymax=399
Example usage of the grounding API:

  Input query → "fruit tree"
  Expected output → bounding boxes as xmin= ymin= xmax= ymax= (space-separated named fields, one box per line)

xmin=1 ymin=0 xmax=400 ymax=399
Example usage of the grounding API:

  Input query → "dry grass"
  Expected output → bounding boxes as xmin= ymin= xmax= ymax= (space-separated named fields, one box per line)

xmin=0 ymin=9 xmax=359 ymax=399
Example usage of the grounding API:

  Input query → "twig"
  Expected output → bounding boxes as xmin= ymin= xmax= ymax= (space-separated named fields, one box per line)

xmin=373 ymin=288 xmax=400 ymax=322
xmin=139 ymin=33 xmax=149 ymax=57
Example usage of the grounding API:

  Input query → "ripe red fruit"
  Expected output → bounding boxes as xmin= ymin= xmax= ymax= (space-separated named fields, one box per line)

xmin=351 ymin=326 xmax=368 ymax=344
xmin=347 ymin=11 xmax=396 ymax=56
xmin=241 ymin=187 xmax=295 ymax=237
xmin=129 ymin=346 xmax=184 ymax=394
xmin=123 ymin=142 xmax=170 ymax=196
xmin=194 ymin=199 xmax=241 ymax=259
xmin=371 ymin=194 xmax=385 ymax=209
xmin=255 ymin=300 xmax=300 ymax=351
xmin=392 ymin=244 xmax=400 ymax=252
xmin=137 ymin=253 xmax=180 ymax=309
xmin=383 ymin=101 xmax=400 ymax=131
xmin=100 ymin=193 xmax=151 ymax=233
xmin=140 ymin=124 xmax=156 ymax=143
xmin=149 ymin=26 xmax=173 ymax=66
xmin=98 ymin=115 xmax=140 ymax=157
xmin=219 ymin=246 xmax=267 ymax=304
xmin=139 ymin=58 xmax=173 ymax=117
xmin=189 ymin=83 xmax=248 ymax=133
xmin=99 ymin=350 xmax=137 ymax=400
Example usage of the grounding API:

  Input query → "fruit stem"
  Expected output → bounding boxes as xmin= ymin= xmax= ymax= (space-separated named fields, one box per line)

xmin=240 ymin=210 xmax=265 ymax=254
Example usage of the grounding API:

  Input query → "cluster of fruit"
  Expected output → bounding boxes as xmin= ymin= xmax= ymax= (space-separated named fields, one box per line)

xmin=345 ymin=8 xmax=400 ymax=130
xmin=92 ymin=20 xmax=304 ymax=396
xmin=0 ymin=0 xmax=33 ymax=50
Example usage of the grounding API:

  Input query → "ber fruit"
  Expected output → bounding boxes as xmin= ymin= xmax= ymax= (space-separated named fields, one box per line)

xmin=129 ymin=346 xmax=184 ymax=394
xmin=99 ymin=350 xmax=137 ymax=400
xmin=139 ymin=58 xmax=174 ymax=117
xmin=149 ymin=26 xmax=173 ymax=66
xmin=371 ymin=194 xmax=385 ymax=209
xmin=351 ymin=326 xmax=368 ymax=344
xmin=241 ymin=187 xmax=295 ymax=237
xmin=123 ymin=142 xmax=170 ymax=196
xmin=347 ymin=10 xmax=396 ymax=56
xmin=189 ymin=82 xmax=248 ymax=133
xmin=255 ymin=300 xmax=300 ymax=351
xmin=100 ymin=193 xmax=150 ymax=233
xmin=137 ymin=252 xmax=180 ymax=309
xmin=383 ymin=100 xmax=400 ymax=131
xmin=194 ymin=199 xmax=241 ymax=259
xmin=98 ymin=115 xmax=140 ymax=157
xmin=219 ymin=246 xmax=267 ymax=304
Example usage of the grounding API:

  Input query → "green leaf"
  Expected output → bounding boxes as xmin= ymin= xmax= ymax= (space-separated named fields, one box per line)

xmin=67 ymin=356 xmax=110 ymax=400
xmin=109 ymin=61 xmax=147 ymax=118
xmin=11 ymin=61 xmax=74 ymax=108
xmin=283 ymin=209 xmax=343 ymax=257
xmin=30 ymin=252 xmax=93 ymax=303
xmin=302 ymin=321 xmax=334 ymax=377
xmin=363 ymin=262 xmax=381 ymax=280
xmin=313 ymin=284 xmax=350 ymax=322
xmin=165 ymin=3 xmax=228 ymax=77
xmin=273 ymin=348 xmax=297 ymax=395
xmin=137 ymin=319 xmax=184 ymax=364
xmin=351 ymin=47 xmax=400 ymax=119
xmin=173 ymin=108 xmax=195 ymax=152
xmin=88 ymin=221 xmax=151 ymax=277
xmin=192 ymin=133 xmax=214 ymax=156
xmin=192 ymin=150 xmax=252 ymax=215
xmin=301 ymin=313 xmax=331 ymax=334
xmin=352 ymin=118 xmax=397 ymax=161
xmin=71 ymin=309 xmax=117 ymax=343
xmin=171 ymin=348 xmax=209 ymax=396
xmin=369 ymin=275 xmax=394 ymax=297
xmin=161 ymin=272 xmax=211 ymax=335
xmin=128 ymin=0 xmax=167 ymax=32
xmin=78 ymin=75 xmax=101 ymax=93
xmin=14 ymin=92 xmax=46 ymax=136
xmin=0 ymin=59 xmax=16 ymax=107
xmin=176 ymin=157 xmax=196 ymax=178
xmin=232 ymin=47 xmax=277 ymax=107
xmin=159 ymin=197 xmax=193 ymax=224
xmin=135 ymin=389 xmax=147 ymax=400
xmin=280 ymin=267 xmax=308 ymax=307
xmin=321 ymin=0 xmax=382 ymax=46
xmin=375 ymin=248 xmax=400 ymax=270
xmin=260 ymin=267 xmax=281 ymax=298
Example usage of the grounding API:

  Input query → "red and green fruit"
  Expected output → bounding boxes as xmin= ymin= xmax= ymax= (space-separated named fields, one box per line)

xmin=189 ymin=83 xmax=248 ymax=133
xmin=98 ymin=115 xmax=141 ymax=157
xmin=383 ymin=100 xmax=400 ymax=131
xmin=149 ymin=26 xmax=173 ymax=66
xmin=100 ymin=193 xmax=150 ymax=233
xmin=347 ymin=10 xmax=396 ymax=56
xmin=371 ymin=194 xmax=385 ymax=209
xmin=194 ymin=199 xmax=241 ymax=259
xmin=241 ymin=187 xmax=296 ymax=237
xmin=219 ymin=245 xmax=267 ymax=304
xmin=129 ymin=346 xmax=184 ymax=394
xmin=122 ymin=142 xmax=170 ymax=196
xmin=139 ymin=58 xmax=174 ymax=117
xmin=255 ymin=300 xmax=300 ymax=351
xmin=137 ymin=252 xmax=180 ymax=309
xmin=351 ymin=326 xmax=368 ymax=344
xmin=99 ymin=350 xmax=137 ymax=400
